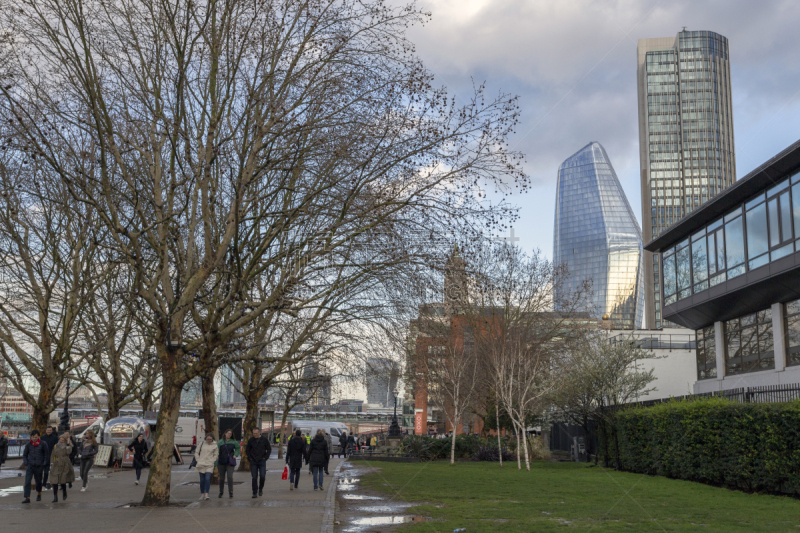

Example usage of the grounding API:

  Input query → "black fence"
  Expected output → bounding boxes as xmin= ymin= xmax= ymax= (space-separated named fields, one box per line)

xmin=608 ymin=332 xmax=696 ymax=351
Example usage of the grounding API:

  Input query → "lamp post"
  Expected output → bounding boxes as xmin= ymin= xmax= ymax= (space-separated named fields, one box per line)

xmin=388 ymin=389 xmax=401 ymax=437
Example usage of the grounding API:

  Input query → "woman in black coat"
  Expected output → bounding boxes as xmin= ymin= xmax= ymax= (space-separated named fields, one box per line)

xmin=127 ymin=434 xmax=149 ymax=485
xmin=285 ymin=429 xmax=306 ymax=490
xmin=306 ymin=430 xmax=329 ymax=491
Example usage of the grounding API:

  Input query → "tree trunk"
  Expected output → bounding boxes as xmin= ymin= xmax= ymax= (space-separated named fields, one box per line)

xmin=277 ymin=409 xmax=290 ymax=460
xmin=30 ymin=406 xmax=51 ymax=435
xmin=141 ymin=372 xmax=182 ymax=506
xmin=518 ymin=420 xmax=530 ymax=471
xmin=238 ymin=395 xmax=259 ymax=472
xmin=107 ymin=401 xmax=119 ymax=420
xmin=513 ymin=425 xmax=521 ymax=470
xmin=450 ymin=416 xmax=457 ymax=465
xmin=201 ymin=374 xmax=219 ymax=484
xmin=495 ymin=403 xmax=502 ymax=468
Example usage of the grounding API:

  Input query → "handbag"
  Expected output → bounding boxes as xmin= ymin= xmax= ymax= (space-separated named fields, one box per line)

xmin=229 ymin=456 xmax=237 ymax=467
xmin=190 ymin=442 xmax=202 ymax=469
xmin=281 ymin=466 xmax=288 ymax=480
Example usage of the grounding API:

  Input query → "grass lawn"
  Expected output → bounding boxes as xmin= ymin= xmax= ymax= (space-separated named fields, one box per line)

xmin=358 ymin=460 xmax=800 ymax=532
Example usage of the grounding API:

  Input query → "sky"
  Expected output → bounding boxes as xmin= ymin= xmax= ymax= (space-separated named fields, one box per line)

xmin=401 ymin=0 xmax=800 ymax=258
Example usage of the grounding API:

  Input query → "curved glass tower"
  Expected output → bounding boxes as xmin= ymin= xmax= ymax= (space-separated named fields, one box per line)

xmin=553 ymin=142 xmax=644 ymax=329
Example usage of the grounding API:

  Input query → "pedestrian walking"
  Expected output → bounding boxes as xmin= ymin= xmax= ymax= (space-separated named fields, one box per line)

xmin=323 ymin=432 xmax=332 ymax=475
xmin=42 ymin=426 xmax=58 ymax=489
xmin=217 ymin=429 xmax=240 ymax=498
xmin=79 ymin=429 xmax=98 ymax=492
xmin=338 ymin=432 xmax=348 ymax=458
xmin=0 ymin=432 xmax=8 ymax=471
xmin=245 ymin=428 xmax=271 ymax=498
xmin=347 ymin=433 xmax=356 ymax=456
xmin=285 ymin=430 xmax=306 ymax=491
xmin=194 ymin=433 xmax=219 ymax=501
xmin=370 ymin=435 xmax=377 ymax=449
xmin=306 ymin=430 xmax=329 ymax=491
xmin=50 ymin=435 xmax=75 ymax=502
xmin=127 ymin=434 xmax=149 ymax=485
xmin=22 ymin=429 xmax=49 ymax=503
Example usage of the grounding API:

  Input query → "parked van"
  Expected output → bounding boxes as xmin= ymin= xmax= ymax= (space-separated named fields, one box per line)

xmin=76 ymin=418 xmax=105 ymax=443
xmin=288 ymin=420 xmax=348 ymax=453
xmin=174 ymin=417 xmax=206 ymax=451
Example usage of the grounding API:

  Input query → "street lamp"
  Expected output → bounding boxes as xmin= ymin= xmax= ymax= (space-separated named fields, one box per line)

xmin=388 ymin=389 xmax=401 ymax=437
xmin=58 ymin=379 xmax=71 ymax=433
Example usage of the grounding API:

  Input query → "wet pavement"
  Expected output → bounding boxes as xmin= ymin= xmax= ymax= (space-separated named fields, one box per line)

xmin=334 ymin=462 xmax=429 ymax=533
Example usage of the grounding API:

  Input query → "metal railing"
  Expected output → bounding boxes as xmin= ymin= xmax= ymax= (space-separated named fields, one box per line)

xmin=627 ymin=382 xmax=800 ymax=408
xmin=608 ymin=332 xmax=696 ymax=351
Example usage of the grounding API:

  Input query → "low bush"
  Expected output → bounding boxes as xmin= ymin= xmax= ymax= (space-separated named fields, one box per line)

xmin=471 ymin=446 xmax=516 ymax=462
xmin=401 ymin=434 xmax=513 ymax=461
xmin=613 ymin=398 xmax=800 ymax=494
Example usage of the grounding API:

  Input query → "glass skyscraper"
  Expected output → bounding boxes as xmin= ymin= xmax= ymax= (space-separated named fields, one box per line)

xmin=553 ymin=142 xmax=644 ymax=329
xmin=638 ymin=30 xmax=736 ymax=328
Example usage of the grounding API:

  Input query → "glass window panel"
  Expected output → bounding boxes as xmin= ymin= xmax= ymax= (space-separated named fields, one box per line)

xmin=692 ymin=237 xmax=708 ymax=284
xmin=792 ymin=171 xmax=800 ymax=185
xmin=785 ymin=300 xmax=800 ymax=367
xmin=749 ymin=254 xmax=769 ymax=270
xmin=746 ymin=203 xmax=769 ymax=258
xmin=725 ymin=208 xmax=741 ymax=223
xmin=676 ymin=246 xmax=691 ymax=291
xmin=728 ymin=264 xmax=745 ymax=279
xmin=780 ymin=192 xmax=793 ymax=242
xmin=663 ymin=254 xmax=676 ymax=296
xmin=768 ymin=198 xmax=780 ymax=247
xmin=745 ymin=193 xmax=765 ymax=210
xmin=771 ymin=243 xmax=793 ymax=261
xmin=767 ymin=179 xmax=789 ymax=197
xmin=792 ymin=183 xmax=800 ymax=239
xmin=715 ymin=229 xmax=725 ymax=272
xmin=724 ymin=216 xmax=744 ymax=267
xmin=710 ymin=272 xmax=725 ymax=287
xmin=692 ymin=229 xmax=705 ymax=242
xmin=708 ymin=218 xmax=723 ymax=231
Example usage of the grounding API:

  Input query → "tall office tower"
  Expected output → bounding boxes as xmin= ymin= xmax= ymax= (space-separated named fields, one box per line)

xmin=220 ymin=365 xmax=244 ymax=405
xmin=553 ymin=142 xmax=644 ymax=329
xmin=638 ymin=30 xmax=736 ymax=329
xmin=366 ymin=357 xmax=400 ymax=407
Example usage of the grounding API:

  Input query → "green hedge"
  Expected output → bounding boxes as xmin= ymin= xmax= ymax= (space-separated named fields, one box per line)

xmin=612 ymin=398 xmax=800 ymax=494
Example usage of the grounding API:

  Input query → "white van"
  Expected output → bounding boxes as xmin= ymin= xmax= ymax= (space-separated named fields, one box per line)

xmin=288 ymin=420 xmax=348 ymax=452
xmin=77 ymin=419 xmax=104 ymax=443
xmin=174 ymin=417 xmax=206 ymax=451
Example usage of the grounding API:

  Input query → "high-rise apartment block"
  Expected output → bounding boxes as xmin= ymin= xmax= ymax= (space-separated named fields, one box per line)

xmin=638 ymin=30 xmax=736 ymax=329
xmin=553 ymin=142 xmax=644 ymax=329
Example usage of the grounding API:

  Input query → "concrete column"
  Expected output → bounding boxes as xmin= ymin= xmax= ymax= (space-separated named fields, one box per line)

xmin=772 ymin=302 xmax=787 ymax=372
xmin=714 ymin=320 xmax=725 ymax=380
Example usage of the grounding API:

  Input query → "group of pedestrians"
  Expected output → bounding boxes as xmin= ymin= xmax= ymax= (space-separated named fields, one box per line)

xmin=336 ymin=432 xmax=377 ymax=457
xmin=20 ymin=427 xmax=97 ymax=503
xmin=285 ymin=429 xmax=330 ymax=491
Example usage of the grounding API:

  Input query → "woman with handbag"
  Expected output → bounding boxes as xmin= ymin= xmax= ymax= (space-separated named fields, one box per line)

xmin=217 ymin=429 xmax=240 ymax=498
xmin=193 ymin=433 xmax=219 ymax=501
xmin=285 ymin=429 xmax=306 ymax=491
xmin=127 ymin=434 xmax=149 ymax=485
xmin=50 ymin=435 xmax=75 ymax=502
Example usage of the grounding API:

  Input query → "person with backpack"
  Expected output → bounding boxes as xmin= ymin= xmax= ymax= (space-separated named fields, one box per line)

xmin=306 ymin=429 xmax=329 ymax=491
xmin=285 ymin=429 xmax=306 ymax=491
xmin=245 ymin=428 xmax=271 ymax=498
xmin=217 ymin=429 xmax=240 ymax=498
xmin=127 ymin=434 xmax=149 ymax=485
xmin=22 ymin=429 xmax=49 ymax=503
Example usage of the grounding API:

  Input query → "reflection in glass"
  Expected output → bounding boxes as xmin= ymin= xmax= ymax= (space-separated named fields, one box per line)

xmin=725 ymin=216 xmax=744 ymax=267
xmin=792 ymin=183 xmax=800 ymax=238
xmin=692 ymin=236 xmax=708 ymax=285
xmin=780 ymin=192 xmax=793 ymax=242
xmin=746 ymin=203 xmax=768 ymax=258
xmin=725 ymin=309 xmax=774 ymax=375
xmin=786 ymin=299 xmax=800 ymax=367
xmin=676 ymin=245 xmax=690 ymax=296
xmin=768 ymin=198 xmax=780 ymax=247
xmin=695 ymin=326 xmax=717 ymax=380
xmin=663 ymin=254 xmax=676 ymax=297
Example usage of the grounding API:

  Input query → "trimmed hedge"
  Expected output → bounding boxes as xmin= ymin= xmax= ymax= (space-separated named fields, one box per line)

xmin=401 ymin=434 xmax=500 ymax=461
xmin=613 ymin=398 xmax=800 ymax=494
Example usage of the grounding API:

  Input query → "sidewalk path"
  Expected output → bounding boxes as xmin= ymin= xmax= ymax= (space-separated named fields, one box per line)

xmin=0 ymin=457 xmax=343 ymax=533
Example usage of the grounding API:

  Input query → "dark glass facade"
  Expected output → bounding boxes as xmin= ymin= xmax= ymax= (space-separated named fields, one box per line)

xmin=695 ymin=325 xmax=717 ymax=379
xmin=553 ymin=142 xmax=643 ymax=329
xmin=724 ymin=309 xmax=774 ymax=375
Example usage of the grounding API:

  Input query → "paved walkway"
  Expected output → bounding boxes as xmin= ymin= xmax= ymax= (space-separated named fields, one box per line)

xmin=0 ymin=457 xmax=343 ymax=533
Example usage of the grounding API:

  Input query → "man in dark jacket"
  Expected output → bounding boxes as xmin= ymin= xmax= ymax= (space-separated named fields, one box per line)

xmin=22 ymin=429 xmax=49 ymax=503
xmin=246 ymin=428 xmax=271 ymax=498
xmin=41 ymin=426 xmax=58 ymax=489
xmin=306 ymin=430 xmax=329 ymax=491
xmin=338 ymin=432 xmax=348 ymax=458
xmin=0 ymin=433 xmax=8 ymax=470
xmin=285 ymin=430 xmax=306 ymax=490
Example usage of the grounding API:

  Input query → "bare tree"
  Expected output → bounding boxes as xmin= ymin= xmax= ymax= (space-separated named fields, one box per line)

xmin=0 ymin=0 xmax=525 ymax=505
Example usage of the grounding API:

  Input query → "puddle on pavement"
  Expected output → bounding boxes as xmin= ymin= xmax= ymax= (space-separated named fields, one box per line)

xmin=0 ymin=486 xmax=24 ymax=497
xmin=89 ymin=474 xmax=108 ymax=479
xmin=341 ymin=494 xmax=383 ymax=500
xmin=351 ymin=504 xmax=414 ymax=513
xmin=179 ymin=481 xmax=244 ymax=486
xmin=0 ymin=471 xmax=25 ymax=480
xmin=341 ymin=516 xmax=427 ymax=532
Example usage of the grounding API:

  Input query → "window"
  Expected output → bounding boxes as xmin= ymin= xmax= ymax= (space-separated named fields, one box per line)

xmin=724 ymin=215 xmax=745 ymax=277
xmin=695 ymin=326 xmax=717 ymax=380
xmin=692 ymin=231 xmax=708 ymax=292
xmin=724 ymin=309 xmax=774 ymax=375
xmin=663 ymin=250 xmax=676 ymax=304
xmin=785 ymin=299 xmax=800 ymax=367
xmin=746 ymin=202 xmax=769 ymax=268
xmin=676 ymin=240 xmax=691 ymax=300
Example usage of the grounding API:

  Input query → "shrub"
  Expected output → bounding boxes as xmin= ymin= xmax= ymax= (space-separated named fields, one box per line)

xmin=612 ymin=398 xmax=800 ymax=495
xmin=472 ymin=446 xmax=516 ymax=462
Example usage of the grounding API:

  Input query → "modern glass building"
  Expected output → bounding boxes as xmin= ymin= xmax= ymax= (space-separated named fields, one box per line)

xmin=637 ymin=30 xmax=736 ymax=329
xmin=646 ymin=139 xmax=800 ymax=392
xmin=553 ymin=142 xmax=644 ymax=329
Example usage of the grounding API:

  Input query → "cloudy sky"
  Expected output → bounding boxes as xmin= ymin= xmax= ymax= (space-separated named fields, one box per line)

xmin=403 ymin=0 xmax=800 ymax=258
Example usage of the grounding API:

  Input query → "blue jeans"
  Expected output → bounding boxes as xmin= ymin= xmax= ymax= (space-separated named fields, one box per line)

xmin=289 ymin=467 xmax=300 ymax=487
xmin=250 ymin=459 xmax=266 ymax=495
xmin=24 ymin=465 xmax=44 ymax=498
xmin=198 ymin=472 xmax=212 ymax=494
xmin=312 ymin=466 xmax=324 ymax=489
